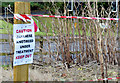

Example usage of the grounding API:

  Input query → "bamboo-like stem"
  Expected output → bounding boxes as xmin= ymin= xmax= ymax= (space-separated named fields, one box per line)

xmin=77 ymin=19 xmax=82 ymax=64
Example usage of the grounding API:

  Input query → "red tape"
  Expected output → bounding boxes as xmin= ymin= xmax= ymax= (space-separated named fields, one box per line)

xmin=14 ymin=14 xmax=120 ymax=21
xmin=31 ymin=14 xmax=120 ymax=21
xmin=20 ymin=14 xmax=31 ymax=20
xmin=89 ymin=77 xmax=120 ymax=81
xmin=116 ymin=77 xmax=120 ymax=79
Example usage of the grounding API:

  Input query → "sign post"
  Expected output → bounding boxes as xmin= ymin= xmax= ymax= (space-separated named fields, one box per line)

xmin=14 ymin=2 xmax=31 ymax=82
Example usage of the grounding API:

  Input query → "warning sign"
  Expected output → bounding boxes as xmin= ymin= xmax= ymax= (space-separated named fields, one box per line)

xmin=13 ymin=24 xmax=35 ymax=66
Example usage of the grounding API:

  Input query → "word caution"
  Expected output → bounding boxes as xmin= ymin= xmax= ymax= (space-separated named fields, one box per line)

xmin=13 ymin=23 xmax=35 ymax=66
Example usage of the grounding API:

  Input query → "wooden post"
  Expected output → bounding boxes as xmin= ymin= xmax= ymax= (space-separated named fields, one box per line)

xmin=14 ymin=2 xmax=30 ymax=82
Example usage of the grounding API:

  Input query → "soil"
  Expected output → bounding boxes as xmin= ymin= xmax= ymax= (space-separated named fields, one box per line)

xmin=0 ymin=61 xmax=119 ymax=82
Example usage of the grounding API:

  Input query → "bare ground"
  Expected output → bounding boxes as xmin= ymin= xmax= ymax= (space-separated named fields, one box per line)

xmin=0 ymin=62 xmax=119 ymax=82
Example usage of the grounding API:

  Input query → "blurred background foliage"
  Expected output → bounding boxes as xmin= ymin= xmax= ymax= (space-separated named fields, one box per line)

xmin=1 ymin=2 xmax=112 ymax=14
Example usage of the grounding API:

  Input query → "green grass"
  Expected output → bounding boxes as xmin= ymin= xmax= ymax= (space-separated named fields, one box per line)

xmin=33 ymin=17 xmax=61 ymax=36
xmin=0 ymin=20 xmax=13 ymax=34
xmin=0 ymin=18 xmax=54 ymax=36
xmin=1 ymin=18 xmax=118 ymax=37
xmin=0 ymin=65 xmax=12 ymax=70
xmin=34 ymin=17 xmax=85 ymax=36
xmin=0 ymin=18 xmax=85 ymax=36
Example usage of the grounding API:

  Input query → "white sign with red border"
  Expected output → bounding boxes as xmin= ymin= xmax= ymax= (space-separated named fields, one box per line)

xmin=13 ymin=23 xmax=35 ymax=66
